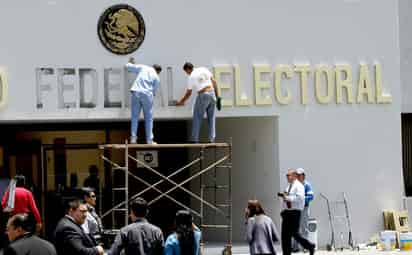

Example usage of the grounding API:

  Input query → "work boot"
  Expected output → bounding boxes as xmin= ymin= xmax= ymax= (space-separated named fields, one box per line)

xmin=130 ymin=136 xmax=137 ymax=144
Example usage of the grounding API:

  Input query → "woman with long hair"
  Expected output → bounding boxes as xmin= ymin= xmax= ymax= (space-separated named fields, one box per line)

xmin=245 ymin=200 xmax=279 ymax=255
xmin=165 ymin=210 xmax=201 ymax=255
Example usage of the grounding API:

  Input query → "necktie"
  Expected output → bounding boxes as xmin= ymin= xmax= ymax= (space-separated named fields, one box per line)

xmin=286 ymin=183 xmax=292 ymax=209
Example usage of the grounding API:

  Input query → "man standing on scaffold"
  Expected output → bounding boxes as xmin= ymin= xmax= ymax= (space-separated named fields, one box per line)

xmin=176 ymin=62 xmax=221 ymax=143
xmin=126 ymin=57 xmax=162 ymax=144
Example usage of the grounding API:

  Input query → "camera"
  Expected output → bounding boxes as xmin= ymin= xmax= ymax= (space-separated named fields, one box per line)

xmin=277 ymin=192 xmax=286 ymax=197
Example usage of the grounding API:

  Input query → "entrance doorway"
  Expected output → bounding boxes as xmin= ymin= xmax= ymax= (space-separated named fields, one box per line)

xmin=0 ymin=120 xmax=190 ymax=240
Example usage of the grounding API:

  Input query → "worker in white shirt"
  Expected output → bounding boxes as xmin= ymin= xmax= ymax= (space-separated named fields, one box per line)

xmin=278 ymin=169 xmax=315 ymax=255
xmin=176 ymin=62 xmax=220 ymax=143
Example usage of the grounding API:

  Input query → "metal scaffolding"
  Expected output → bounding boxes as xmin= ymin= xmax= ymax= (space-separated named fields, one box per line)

xmin=99 ymin=141 xmax=233 ymax=253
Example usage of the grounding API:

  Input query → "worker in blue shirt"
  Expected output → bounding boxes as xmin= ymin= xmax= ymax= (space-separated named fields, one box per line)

xmin=292 ymin=168 xmax=314 ymax=252
xmin=126 ymin=57 xmax=162 ymax=144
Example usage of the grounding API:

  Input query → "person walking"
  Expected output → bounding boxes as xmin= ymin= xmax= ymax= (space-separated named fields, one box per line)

xmin=245 ymin=200 xmax=279 ymax=255
xmin=278 ymin=169 xmax=315 ymax=255
xmin=108 ymin=197 xmax=164 ymax=255
xmin=292 ymin=168 xmax=314 ymax=252
xmin=81 ymin=188 xmax=103 ymax=244
xmin=127 ymin=57 xmax=162 ymax=144
xmin=4 ymin=213 xmax=56 ymax=255
xmin=54 ymin=198 xmax=104 ymax=255
xmin=1 ymin=175 xmax=42 ymax=233
xmin=164 ymin=210 xmax=201 ymax=255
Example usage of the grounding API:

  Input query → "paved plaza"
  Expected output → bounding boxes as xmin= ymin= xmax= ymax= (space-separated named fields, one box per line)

xmin=203 ymin=244 xmax=410 ymax=255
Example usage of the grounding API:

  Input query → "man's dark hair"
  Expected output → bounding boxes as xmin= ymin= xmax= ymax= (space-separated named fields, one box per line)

xmin=89 ymin=165 xmax=98 ymax=175
xmin=129 ymin=197 xmax=148 ymax=217
xmin=81 ymin=187 xmax=95 ymax=199
xmin=64 ymin=197 xmax=82 ymax=213
xmin=183 ymin=62 xmax=194 ymax=72
xmin=15 ymin=175 xmax=26 ymax=187
xmin=9 ymin=213 xmax=36 ymax=233
xmin=152 ymin=64 xmax=162 ymax=73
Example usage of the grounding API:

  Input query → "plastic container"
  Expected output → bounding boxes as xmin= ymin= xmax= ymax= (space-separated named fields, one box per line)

xmin=400 ymin=232 xmax=412 ymax=251
xmin=380 ymin=231 xmax=396 ymax=251
xmin=307 ymin=218 xmax=318 ymax=249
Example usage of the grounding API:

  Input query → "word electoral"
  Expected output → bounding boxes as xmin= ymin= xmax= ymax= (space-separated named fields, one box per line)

xmin=215 ymin=63 xmax=392 ymax=106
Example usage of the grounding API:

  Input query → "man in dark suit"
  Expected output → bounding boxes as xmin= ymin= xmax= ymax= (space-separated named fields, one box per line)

xmin=4 ymin=213 xmax=56 ymax=255
xmin=54 ymin=198 xmax=104 ymax=255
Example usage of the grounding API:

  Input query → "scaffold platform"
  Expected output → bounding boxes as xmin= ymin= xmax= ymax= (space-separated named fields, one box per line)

xmin=99 ymin=141 xmax=233 ymax=254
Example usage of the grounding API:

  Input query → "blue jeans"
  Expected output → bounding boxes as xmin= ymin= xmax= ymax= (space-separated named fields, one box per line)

xmin=131 ymin=91 xmax=154 ymax=142
xmin=191 ymin=91 xmax=216 ymax=142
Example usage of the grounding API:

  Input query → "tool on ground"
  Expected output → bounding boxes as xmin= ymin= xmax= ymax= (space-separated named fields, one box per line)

xmin=320 ymin=192 xmax=354 ymax=251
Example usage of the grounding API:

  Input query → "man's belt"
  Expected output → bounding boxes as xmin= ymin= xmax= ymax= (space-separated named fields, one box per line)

xmin=198 ymin=86 xmax=213 ymax=94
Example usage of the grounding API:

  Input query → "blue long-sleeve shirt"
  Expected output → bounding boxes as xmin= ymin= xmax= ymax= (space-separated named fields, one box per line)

xmin=126 ymin=63 xmax=160 ymax=97
xmin=303 ymin=180 xmax=314 ymax=206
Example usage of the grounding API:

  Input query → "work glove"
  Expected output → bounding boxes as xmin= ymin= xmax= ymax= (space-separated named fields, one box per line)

xmin=216 ymin=97 xmax=222 ymax=111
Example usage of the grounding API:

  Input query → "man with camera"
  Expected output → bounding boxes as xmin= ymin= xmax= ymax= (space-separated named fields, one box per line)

xmin=278 ymin=169 xmax=315 ymax=255
xmin=292 ymin=168 xmax=314 ymax=252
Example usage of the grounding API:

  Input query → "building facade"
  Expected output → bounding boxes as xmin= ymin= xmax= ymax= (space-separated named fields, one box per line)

xmin=0 ymin=0 xmax=406 ymax=247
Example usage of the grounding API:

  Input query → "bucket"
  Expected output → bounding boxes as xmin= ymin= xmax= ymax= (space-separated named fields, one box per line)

xmin=307 ymin=218 xmax=318 ymax=249
xmin=380 ymin=231 xmax=396 ymax=251
xmin=400 ymin=232 xmax=412 ymax=251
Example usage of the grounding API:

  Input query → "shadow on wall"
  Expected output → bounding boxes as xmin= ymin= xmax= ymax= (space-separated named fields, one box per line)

xmin=190 ymin=116 xmax=280 ymax=243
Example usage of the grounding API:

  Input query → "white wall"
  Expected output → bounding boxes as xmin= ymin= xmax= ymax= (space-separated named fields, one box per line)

xmin=0 ymin=0 xmax=404 ymax=246
xmin=0 ymin=0 xmax=401 ymax=121
xmin=221 ymin=117 xmax=279 ymax=242
xmin=278 ymin=109 xmax=403 ymax=246
xmin=189 ymin=117 xmax=279 ymax=243
xmin=400 ymin=0 xmax=412 ymax=112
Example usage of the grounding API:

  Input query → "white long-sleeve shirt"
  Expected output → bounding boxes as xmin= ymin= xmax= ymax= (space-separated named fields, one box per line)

xmin=282 ymin=180 xmax=305 ymax=211
xmin=126 ymin=63 xmax=160 ymax=96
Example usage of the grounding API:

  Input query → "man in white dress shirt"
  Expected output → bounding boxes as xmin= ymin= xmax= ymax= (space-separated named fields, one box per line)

xmin=278 ymin=169 xmax=315 ymax=255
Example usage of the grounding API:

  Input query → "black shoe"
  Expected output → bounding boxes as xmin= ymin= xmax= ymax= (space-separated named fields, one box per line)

xmin=308 ymin=244 xmax=315 ymax=255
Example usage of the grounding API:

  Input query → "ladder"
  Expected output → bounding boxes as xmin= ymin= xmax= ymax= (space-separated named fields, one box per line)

xmin=200 ymin=144 xmax=232 ymax=254
xmin=110 ymin=143 xmax=129 ymax=228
